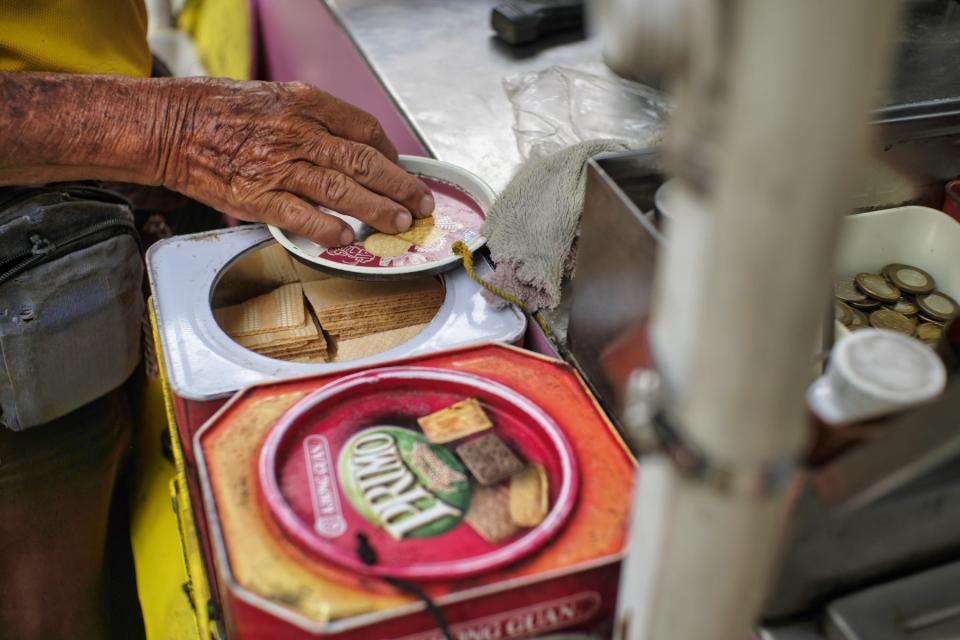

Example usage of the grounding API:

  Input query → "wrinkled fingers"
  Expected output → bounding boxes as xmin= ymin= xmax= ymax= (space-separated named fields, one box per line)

xmin=304 ymin=138 xmax=434 ymax=218
xmin=258 ymin=191 xmax=354 ymax=246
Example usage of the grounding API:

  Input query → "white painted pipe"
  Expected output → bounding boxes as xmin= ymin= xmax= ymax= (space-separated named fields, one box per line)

xmin=616 ymin=1 xmax=901 ymax=638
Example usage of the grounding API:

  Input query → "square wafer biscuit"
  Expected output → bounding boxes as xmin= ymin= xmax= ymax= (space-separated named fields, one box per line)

xmin=214 ymin=244 xmax=301 ymax=307
xmin=214 ymin=283 xmax=305 ymax=338
xmin=509 ymin=463 xmax=549 ymax=527
xmin=464 ymin=485 xmax=519 ymax=544
xmin=232 ymin=306 xmax=320 ymax=349
xmin=455 ymin=433 xmax=525 ymax=485
xmin=331 ymin=323 xmax=427 ymax=362
xmin=302 ymin=277 xmax=443 ymax=340
xmin=417 ymin=398 xmax=494 ymax=444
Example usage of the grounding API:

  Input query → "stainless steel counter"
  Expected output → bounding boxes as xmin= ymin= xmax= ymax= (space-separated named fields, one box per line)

xmin=327 ymin=0 xmax=605 ymax=192
xmin=328 ymin=0 xmax=960 ymax=193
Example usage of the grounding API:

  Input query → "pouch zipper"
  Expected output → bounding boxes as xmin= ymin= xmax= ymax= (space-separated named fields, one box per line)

xmin=0 ymin=218 xmax=138 ymax=286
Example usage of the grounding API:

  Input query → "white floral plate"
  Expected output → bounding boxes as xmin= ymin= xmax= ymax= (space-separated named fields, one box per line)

xmin=268 ymin=156 xmax=493 ymax=279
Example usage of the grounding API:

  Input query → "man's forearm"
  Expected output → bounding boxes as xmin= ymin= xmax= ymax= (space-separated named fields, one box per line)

xmin=0 ymin=72 xmax=185 ymax=187
xmin=0 ymin=72 xmax=435 ymax=246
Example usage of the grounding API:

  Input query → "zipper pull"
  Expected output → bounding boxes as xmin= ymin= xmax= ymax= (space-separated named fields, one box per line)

xmin=28 ymin=233 xmax=53 ymax=256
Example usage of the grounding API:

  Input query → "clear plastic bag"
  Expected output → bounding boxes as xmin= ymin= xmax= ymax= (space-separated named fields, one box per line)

xmin=503 ymin=65 xmax=669 ymax=161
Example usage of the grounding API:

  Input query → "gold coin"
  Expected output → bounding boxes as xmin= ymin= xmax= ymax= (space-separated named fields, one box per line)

xmin=850 ymin=297 xmax=881 ymax=310
xmin=885 ymin=297 xmax=918 ymax=316
xmin=916 ymin=290 xmax=959 ymax=322
xmin=855 ymin=272 xmax=900 ymax=302
xmin=916 ymin=322 xmax=942 ymax=342
xmin=882 ymin=263 xmax=935 ymax=295
xmin=835 ymin=300 xmax=854 ymax=326
xmin=869 ymin=308 xmax=915 ymax=335
xmin=834 ymin=277 xmax=867 ymax=303
xmin=849 ymin=307 xmax=869 ymax=330
xmin=918 ymin=313 xmax=945 ymax=326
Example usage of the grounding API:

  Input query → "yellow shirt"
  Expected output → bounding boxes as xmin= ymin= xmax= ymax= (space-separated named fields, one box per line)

xmin=0 ymin=0 xmax=151 ymax=77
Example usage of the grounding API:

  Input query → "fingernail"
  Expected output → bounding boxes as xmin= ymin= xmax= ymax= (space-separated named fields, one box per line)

xmin=419 ymin=193 xmax=435 ymax=216
xmin=339 ymin=227 xmax=354 ymax=246
xmin=397 ymin=210 xmax=413 ymax=231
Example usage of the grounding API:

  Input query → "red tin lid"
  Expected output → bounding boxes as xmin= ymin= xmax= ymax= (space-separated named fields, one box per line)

xmin=258 ymin=366 xmax=579 ymax=580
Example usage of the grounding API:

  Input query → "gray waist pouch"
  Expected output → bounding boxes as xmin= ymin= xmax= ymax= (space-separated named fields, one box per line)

xmin=0 ymin=185 xmax=143 ymax=431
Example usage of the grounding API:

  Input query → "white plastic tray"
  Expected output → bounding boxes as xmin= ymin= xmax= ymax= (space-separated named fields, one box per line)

xmin=836 ymin=206 xmax=960 ymax=336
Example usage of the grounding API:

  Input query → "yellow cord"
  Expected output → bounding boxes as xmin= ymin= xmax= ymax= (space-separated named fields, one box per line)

xmin=451 ymin=241 xmax=557 ymax=342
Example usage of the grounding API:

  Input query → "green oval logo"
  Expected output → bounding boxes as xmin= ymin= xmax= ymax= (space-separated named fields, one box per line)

xmin=339 ymin=427 xmax=471 ymax=539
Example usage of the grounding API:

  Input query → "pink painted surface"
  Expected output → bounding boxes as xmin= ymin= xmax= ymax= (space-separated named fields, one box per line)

xmin=526 ymin=322 xmax=560 ymax=358
xmin=250 ymin=0 xmax=425 ymax=156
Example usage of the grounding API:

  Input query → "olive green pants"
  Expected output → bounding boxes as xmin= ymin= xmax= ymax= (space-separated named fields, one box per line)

xmin=0 ymin=386 xmax=143 ymax=640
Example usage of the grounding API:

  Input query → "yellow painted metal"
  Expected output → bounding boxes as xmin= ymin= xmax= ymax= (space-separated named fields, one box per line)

xmin=178 ymin=0 xmax=251 ymax=80
xmin=128 ymin=303 xmax=218 ymax=639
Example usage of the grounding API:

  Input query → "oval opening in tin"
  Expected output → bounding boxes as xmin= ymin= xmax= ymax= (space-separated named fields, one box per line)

xmin=210 ymin=242 xmax=444 ymax=364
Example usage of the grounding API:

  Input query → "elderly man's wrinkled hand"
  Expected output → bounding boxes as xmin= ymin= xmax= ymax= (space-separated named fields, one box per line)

xmin=161 ymin=79 xmax=434 ymax=246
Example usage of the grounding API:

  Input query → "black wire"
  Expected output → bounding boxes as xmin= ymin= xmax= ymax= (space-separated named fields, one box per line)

xmin=356 ymin=533 xmax=454 ymax=640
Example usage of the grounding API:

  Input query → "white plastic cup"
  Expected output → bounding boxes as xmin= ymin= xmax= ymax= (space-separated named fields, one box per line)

xmin=807 ymin=329 xmax=947 ymax=425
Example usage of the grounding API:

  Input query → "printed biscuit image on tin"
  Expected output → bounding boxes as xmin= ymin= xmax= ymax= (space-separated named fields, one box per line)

xmin=257 ymin=367 xmax=579 ymax=580
xmin=193 ymin=344 xmax=635 ymax=638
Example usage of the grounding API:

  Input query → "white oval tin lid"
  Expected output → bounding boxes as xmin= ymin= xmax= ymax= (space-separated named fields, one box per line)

xmin=269 ymin=156 xmax=493 ymax=279
xmin=145 ymin=225 xmax=526 ymax=402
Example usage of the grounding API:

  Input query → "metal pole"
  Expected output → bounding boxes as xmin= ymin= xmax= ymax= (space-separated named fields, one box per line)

xmin=615 ymin=1 xmax=902 ymax=638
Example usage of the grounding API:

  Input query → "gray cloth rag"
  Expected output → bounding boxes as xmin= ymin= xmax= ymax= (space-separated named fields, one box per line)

xmin=481 ymin=140 xmax=627 ymax=311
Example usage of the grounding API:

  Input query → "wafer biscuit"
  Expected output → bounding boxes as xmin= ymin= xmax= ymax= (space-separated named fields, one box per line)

xmin=455 ymin=433 xmax=524 ymax=485
xmin=464 ymin=485 xmax=518 ymax=544
xmin=418 ymin=398 xmax=494 ymax=444
xmin=222 ymin=243 xmax=299 ymax=287
xmin=331 ymin=323 xmax=428 ymax=362
xmin=214 ymin=283 xmax=305 ymax=337
xmin=248 ymin=334 xmax=328 ymax=360
xmin=292 ymin=259 xmax=332 ymax=283
xmin=232 ymin=307 xmax=320 ymax=349
xmin=509 ymin=464 xmax=548 ymax=527
xmin=214 ymin=244 xmax=302 ymax=306
xmin=302 ymin=277 xmax=443 ymax=340
xmin=301 ymin=277 xmax=440 ymax=307
xmin=409 ymin=442 xmax=468 ymax=493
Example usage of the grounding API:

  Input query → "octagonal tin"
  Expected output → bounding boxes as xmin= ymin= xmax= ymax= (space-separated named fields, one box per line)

xmin=195 ymin=344 xmax=635 ymax=640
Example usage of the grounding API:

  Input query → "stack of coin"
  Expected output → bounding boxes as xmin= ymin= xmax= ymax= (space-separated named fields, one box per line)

xmin=834 ymin=263 xmax=958 ymax=347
